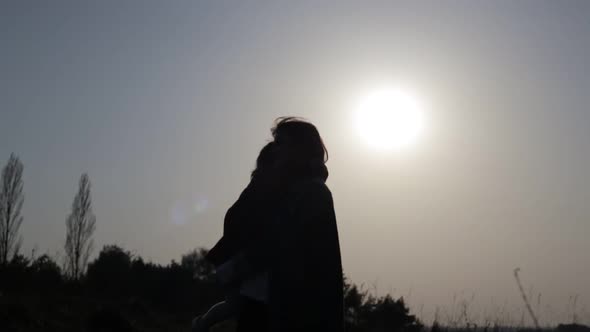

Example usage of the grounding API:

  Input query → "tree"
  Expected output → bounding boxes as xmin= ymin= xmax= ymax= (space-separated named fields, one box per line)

xmin=30 ymin=254 xmax=62 ymax=290
xmin=0 ymin=153 xmax=24 ymax=266
xmin=86 ymin=245 xmax=132 ymax=294
xmin=64 ymin=173 xmax=96 ymax=280
xmin=180 ymin=247 xmax=214 ymax=280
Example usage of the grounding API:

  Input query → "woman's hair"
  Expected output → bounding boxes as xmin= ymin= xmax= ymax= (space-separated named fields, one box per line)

xmin=272 ymin=117 xmax=328 ymax=162
xmin=271 ymin=117 xmax=329 ymax=181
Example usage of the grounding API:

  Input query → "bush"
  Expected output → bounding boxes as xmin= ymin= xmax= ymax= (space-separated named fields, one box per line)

xmin=86 ymin=245 xmax=132 ymax=296
xmin=344 ymin=276 xmax=423 ymax=332
xmin=30 ymin=254 xmax=62 ymax=291
xmin=0 ymin=254 xmax=31 ymax=293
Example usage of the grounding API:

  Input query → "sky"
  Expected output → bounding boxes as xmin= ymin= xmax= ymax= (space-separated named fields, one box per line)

xmin=1 ymin=1 xmax=589 ymax=326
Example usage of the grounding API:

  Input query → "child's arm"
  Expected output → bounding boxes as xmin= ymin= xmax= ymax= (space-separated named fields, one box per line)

xmin=194 ymin=298 xmax=242 ymax=331
xmin=215 ymin=253 xmax=256 ymax=287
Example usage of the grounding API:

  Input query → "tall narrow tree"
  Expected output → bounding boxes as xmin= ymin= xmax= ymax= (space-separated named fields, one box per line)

xmin=64 ymin=173 xmax=96 ymax=280
xmin=0 ymin=153 xmax=24 ymax=265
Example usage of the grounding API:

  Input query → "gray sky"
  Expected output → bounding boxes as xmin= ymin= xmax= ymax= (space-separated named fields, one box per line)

xmin=1 ymin=1 xmax=589 ymax=325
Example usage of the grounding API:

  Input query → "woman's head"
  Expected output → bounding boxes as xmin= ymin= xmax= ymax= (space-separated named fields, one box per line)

xmin=271 ymin=117 xmax=328 ymax=181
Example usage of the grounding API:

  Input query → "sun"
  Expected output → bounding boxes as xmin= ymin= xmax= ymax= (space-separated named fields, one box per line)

xmin=354 ymin=87 xmax=425 ymax=151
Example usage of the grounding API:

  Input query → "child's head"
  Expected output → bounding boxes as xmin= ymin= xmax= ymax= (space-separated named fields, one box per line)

xmin=250 ymin=141 xmax=277 ymax=180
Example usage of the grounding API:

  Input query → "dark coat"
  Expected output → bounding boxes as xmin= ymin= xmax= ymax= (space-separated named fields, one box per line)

xmin=205 ymin=183 xmax=252 ymax=267
xmin=206 ymin=180 xmax=276 ymax=267
xmin=244 ymin=178 xmax=344 ymax=332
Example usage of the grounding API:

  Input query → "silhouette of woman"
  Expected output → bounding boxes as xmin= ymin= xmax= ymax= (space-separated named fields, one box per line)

xmin=233 ymin=117 xmax=344 ymax=332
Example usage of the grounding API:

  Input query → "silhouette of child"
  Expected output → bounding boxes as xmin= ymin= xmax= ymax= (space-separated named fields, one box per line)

xmin=192 ymin=142 xmax=277 ymax=332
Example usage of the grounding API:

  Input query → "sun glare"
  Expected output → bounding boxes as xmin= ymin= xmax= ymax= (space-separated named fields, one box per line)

xmin=355 ymin=87 xmax=425 ymax=151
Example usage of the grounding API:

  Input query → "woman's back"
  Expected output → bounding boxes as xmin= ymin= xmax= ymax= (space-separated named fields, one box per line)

xmin=268 ymin=179 xmax=343 ymax=332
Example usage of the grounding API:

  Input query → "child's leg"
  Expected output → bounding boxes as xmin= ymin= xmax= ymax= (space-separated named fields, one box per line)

xmin=193 ymin=296 xmax=243 ymax=332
